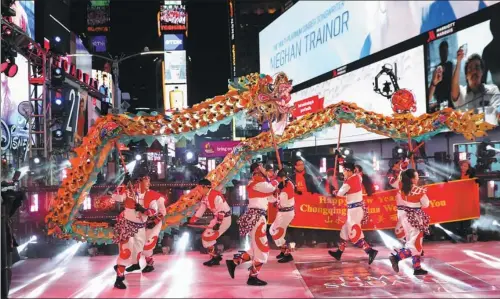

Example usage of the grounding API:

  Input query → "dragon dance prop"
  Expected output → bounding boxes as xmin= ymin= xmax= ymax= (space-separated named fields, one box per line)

xmin=45 ymin=72 xmax=495 ymax=244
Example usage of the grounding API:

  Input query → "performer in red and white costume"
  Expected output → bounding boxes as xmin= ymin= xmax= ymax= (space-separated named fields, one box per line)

xmin=125 ymin=175 xmax=167 ymax=273
xmin=388 ymin=159 xmax=410 ymax=245
xmin=270 ymin=168 xmax=295 ymax=263
xmin=389 ymin=169 xmax=430 ymax=275
xmin=328 ymin=162 xmax=378 ymax=264
xmin=111 ymin=174 xmax=157 ymax=289
xmin=226 ymin=162 xmax=278 ymax=286
xmin=189 ymin=179 xmax=232 ymax=266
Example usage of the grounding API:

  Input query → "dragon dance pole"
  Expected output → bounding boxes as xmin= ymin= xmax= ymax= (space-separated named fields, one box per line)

xmin=333 ymin=123 xmax=343 ymax=189
xmin=406 ymin=128 xmax=416 ymax=169
xmin=115 ymin=141 xmax=128 ymax=173
xmin=267 ymin=118 xmax=283 ymax=170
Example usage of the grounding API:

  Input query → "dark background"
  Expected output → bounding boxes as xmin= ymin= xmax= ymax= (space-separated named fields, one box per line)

xmin=64 ymin=0 xmax=231 ymax=111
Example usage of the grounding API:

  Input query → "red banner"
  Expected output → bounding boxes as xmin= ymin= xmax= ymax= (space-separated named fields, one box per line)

xmin=268 ymin=179 xmax=480 ymax=230
xmin=292 ymin=95 xmax=324 ymax=118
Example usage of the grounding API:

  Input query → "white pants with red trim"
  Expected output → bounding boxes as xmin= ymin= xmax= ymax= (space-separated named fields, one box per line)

xmin=143 ymin=222 xmax=162 ymax=258
xmin=116 ymin=228 xmax=146 ymax=266
xmin=395 ymin=217 xmax=405 ymax=243
xmin=340 ymin=206 xmax=365 ymax=243
xmin=247 ymin=216 xmax=269 ymax=264
xmin=397 ymin=210 xmax=424 ymax=255
xmin=201 ymin=216 xmax=232 ymax=248
xmin=270 ymin=211 xmax=294 ymax=247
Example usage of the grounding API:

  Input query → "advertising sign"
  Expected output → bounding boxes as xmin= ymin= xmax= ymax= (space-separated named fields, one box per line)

xmin=160 ymin=4 xmax=187 ymax=32
xmin=92 ymin=69 xmax=113 ymax=104
xmin=164 ymin=84 xmax=188 ymax=110
xmin=164 ymin=51 xmax=187 ymax=84
xmin=1 ymin=57 xmax=30 ymax=162
xmin=200 ymin=141 xmax=241 ymax=158
xmin=259 ymin=1 xmax=498 ymax=86
xmin=292 ymin=95 xmax=324 ymax=118
xmin=164 ymin=34 xmax=184 ymax=51
xmin=87 ymin=0 xmax=111 ymax=33
xmin=290 ymin=45 xmax=426 ymax=147
xmin=7 ymin=0 xmax=35 ymax=39
xmin=90 ymin=36 xmax=108 ymax=52
xmin=228 ymin=0 xmax=237 ymax=77
xmin=268 ymin=179 xmax=480 ymax=230
xmin=75 ymin=36 xmax=92 ymax=76
xmin=62 ymin=87 xmax=85 ymax=144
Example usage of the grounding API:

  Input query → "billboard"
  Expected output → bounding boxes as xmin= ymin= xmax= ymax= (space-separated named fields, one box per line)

xmin=289 ymin=45 xmax=426 ymax=148
xmin=90 ymin=36 xmax=108 ymax=52
xmin=92 ymin=70 xmax=113 ymax=104
xmin=164 ymin=51 xmax=187 ymax=84
xmin=160 ymin=4 xmax=187 ymax=32
xmin=259 ymin=1 xmax=499 ymax=86
xmin=1 ymin=57 xmax=30 ymax=163
xmin=87 ymin=0 xmax=111 ymax=33
xmin=75 ymin=36 xmax=92 ymax=75
xmin=425 ymin=17 xmax=500 ymax=126
xmin=164 ymin=34 xmax=184 ymax=51
xmin=164 ymin=84 xmax=188 ymax=110
xmin=7 ymin=0 xmax=35 ymax=39
xmin=200 ymin=141 xmax=241 ymax=158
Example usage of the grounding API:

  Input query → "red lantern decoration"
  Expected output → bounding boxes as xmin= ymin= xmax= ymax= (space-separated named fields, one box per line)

xmin=391 ymin=89 xmax=416 ymax=114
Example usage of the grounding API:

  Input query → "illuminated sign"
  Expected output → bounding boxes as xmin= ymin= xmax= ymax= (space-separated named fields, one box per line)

xmin=87 ymin=0 xmax=111 ymax=34
xmin=160 ymin=4 xmax=187 ymax=32
xmin=164 ymin=34 xmax=184 ymax=51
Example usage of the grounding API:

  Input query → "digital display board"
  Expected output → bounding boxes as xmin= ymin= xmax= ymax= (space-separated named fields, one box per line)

xmin=259 ymin=1 xmax=498 ymax=86
xmin=425 ymin=17 xmax=500 ymax=126
xmin=289 ymin=45 xmax=426 ymax=148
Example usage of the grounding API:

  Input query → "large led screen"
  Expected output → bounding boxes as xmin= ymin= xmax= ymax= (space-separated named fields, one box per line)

xmin=164 ymin=51 xmax=187 ymax=84
xmin=425 ymin=18 xmax=500 ymax=126
xmin=92 ymin=70 xmax=113 ymax=104
xmin=289 ymin=46 xmax=426 ymax=148
xmin=8 ymin=1 xmax=35 ymax=39
xmin=1 ymin=57 xmax=30 ymax=157
xmin=259 ymin=1 xmax=499 ymax=86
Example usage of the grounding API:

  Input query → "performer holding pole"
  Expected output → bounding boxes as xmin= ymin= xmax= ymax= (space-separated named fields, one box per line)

xmin=111 ymin=174 xmax=156 ymax=289
xmin=389 ymin=169 xmax=430 ymax=275
xmin=270 ymin=169 xmax=295 ymax=263
xmin=226 ymin=162 xmax=278 ymax=286
xmin=125 ymin=173 xmax=167 ymax=273
xmin=189 ymin=179 xmax=232 ymax=266
xmin=328 ymin=162 xmax=378 ymax=264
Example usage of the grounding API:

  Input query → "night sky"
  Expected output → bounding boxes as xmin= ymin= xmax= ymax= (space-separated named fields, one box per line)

xmin=70 ymin=0 xmax=231 ymax=111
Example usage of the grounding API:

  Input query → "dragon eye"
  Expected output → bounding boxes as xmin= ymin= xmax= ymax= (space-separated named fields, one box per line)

xmin=268 ymin=84 xmax=275 ymax=92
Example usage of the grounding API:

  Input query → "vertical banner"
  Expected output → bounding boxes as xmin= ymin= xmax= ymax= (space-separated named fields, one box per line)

xmin=63 ymin=87 xmax=82 ymax=145
xmin=87 ymin=0 xmax=111 ymax=34
xmin=75 ymin=90 xmax=89 ymax=145
xmin=228 ymin=0 xmax=236 ymax=78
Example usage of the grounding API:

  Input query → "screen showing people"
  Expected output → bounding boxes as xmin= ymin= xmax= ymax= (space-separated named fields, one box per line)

xmin=426 ymin=17 xmax=500 ymax=125
xmin=92 ymin=70 xmax=113 ymax=104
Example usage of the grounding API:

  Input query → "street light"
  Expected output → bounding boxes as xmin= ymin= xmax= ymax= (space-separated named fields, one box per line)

xmin=65 ymin=50 xmax=168 ymax=112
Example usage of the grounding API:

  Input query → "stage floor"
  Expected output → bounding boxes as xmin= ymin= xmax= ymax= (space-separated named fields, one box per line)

xmin=9 ymin=241 xmax=500 ymax=298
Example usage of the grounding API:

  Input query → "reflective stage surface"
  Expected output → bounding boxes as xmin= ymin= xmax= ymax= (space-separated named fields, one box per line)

xmin=9 ymin=241 xmax=500 ymax=298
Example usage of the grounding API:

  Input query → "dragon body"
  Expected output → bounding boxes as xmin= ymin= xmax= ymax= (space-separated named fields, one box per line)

xmin=45 ymin=72 xmax=495 ymax=244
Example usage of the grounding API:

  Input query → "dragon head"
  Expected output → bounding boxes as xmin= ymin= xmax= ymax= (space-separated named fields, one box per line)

xmin=230 ymin=72 xmax=293 ymax=124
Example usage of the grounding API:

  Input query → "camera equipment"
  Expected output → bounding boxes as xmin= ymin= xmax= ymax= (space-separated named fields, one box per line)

xmin=1 ymin=170 xmax=27 ymax=298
